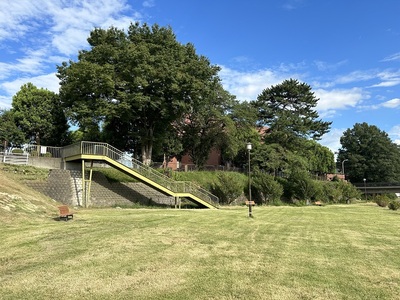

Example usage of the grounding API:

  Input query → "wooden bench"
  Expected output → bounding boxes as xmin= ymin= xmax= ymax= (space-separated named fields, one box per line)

xmin=58 ymin=205 xmax=74 ymax=221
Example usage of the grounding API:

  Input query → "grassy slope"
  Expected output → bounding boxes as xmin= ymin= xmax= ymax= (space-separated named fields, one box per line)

xmin=0 ymin=168 xmax=59 ymax=224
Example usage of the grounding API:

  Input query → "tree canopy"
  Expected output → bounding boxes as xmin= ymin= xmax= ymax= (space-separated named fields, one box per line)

xmin=254 ymin=79 xmax=331 ymax=150
xmin=0 ymin=109 xmax=26 ymax=149
xmin=3 ymin=23 xmax=337 ymax=176
xmin=338 ymin=122 xmax=400 ymax=182
xmin=57 ymin=22 xmax=229 ymax=165
xmin=246 ymin=79 xmax=333 ymax=176
xmin=11 ymin=83 xmax=70 ymax=146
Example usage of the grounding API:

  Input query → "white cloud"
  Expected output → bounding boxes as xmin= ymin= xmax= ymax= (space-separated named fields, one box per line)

xmin=1 ymin=72 xmax=59 ymax=97
xmin=370 ymin=80 xmax=400 ymax=88
xmin=389 ymin=125 xmax=400 ymax=145
xmin=0 ymin=95 xmax=12 ymax=109
xmin=219 ymin=66 xmax=370 ymax=118
xmin=313 ymin=60 xmax=347 ymax=72
xmin=51 ymin=28 xmax=91 ymax=56
xmin=382 ymin=52 xmax=400 ymax=62
xmin=389 ymin=125 xmax=400 ymax=135
xmin=47 ymin=0 xmax=139 ymax=56
xmin=143 ymin=0 xmax=155 ymax=8
xmin=335 ymin=70 xmax=376 ymax=84
xmin=370 ymin=71 xmax=400 ymax=88
xmin=219 ymin=66 xmax=300 ymax=101
xmin=282 ymin=0 xmax=305 ymax=10
xmin=0 ymin=1 xmax=42 ymax=41
xmin=0 ymin=0 xmax=141 ymax=107
xmin=315 ymin=88 xmax=366 ymax=112
xmin=381 ymin=98 xmax=400 ymax=108
xmin=319 ymin=128 xmax=346 ymax=153
xmin=0 ymin=56 xmax=46 ymax=80
xmin=0 ymin=0 xmax=140 ymax=56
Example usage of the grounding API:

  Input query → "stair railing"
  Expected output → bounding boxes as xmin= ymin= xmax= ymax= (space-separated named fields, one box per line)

xmin=62 ymin=141 xmax=219 ymax=206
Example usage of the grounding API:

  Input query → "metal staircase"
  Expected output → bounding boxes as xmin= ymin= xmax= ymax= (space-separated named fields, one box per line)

xmin=62 ymin=141 xmax=219 ymax=209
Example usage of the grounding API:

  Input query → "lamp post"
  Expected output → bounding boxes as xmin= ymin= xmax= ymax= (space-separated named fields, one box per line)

xmin=342 ymin=159 xmax=348 ymax=180
xmin=246 ymin=142 xmax=253 ymax=218
xmin=363 ymin=178 xmax=367 ymax=202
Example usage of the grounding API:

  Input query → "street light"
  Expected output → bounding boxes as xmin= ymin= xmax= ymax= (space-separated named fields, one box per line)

xmin=363 ymin=178 xmax=367 ymax=202
xmin=246 ymin=142 xmax=253 ymax=218
xmin=342 ymin=159 xmax=348 ymax=180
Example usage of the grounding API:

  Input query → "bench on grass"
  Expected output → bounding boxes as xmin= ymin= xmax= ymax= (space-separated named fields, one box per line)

xmin=58 ymin=205 xmax=74 ymax=221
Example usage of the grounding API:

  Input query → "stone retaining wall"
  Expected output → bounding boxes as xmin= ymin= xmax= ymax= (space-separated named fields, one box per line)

xmin=25 ymin=169 xmax=174 ymax=207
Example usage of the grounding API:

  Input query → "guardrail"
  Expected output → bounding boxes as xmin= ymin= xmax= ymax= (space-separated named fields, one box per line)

xmin=1 ymin=152 xmax=29 ymax=165
xmin=62 ymin=141 xmax=219 ymax=206
xmin=25 ymin=145 xmax=63 ymax=158
xmin=353 ymin=182 xmax=400 ymax=187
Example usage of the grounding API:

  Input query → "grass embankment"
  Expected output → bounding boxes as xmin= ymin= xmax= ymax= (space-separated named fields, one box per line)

xmin=0 ymin=166 xmax=58 ymax=223
xmin=1 ymin=200 xmax=400 ymax=299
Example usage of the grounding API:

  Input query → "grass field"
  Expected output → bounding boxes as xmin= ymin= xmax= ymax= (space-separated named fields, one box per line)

xmin=1 ymin=203 xmax=400 ymax=299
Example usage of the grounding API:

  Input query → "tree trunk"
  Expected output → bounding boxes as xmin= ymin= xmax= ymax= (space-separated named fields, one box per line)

xmin=141 ymin=127 xmax=153 ymax=166
xmin=36 ymin=132 xmax=41 ymax=155
xmin=35 ymin=132 xmax=41 ymax=145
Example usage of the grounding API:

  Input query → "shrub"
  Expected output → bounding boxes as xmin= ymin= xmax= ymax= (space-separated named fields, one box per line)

xmin=252 ymin=171 xmax=283 ymax=205
xmin=388 ymin=200 xmax=400 ymax=210
xmin=320 ymin=181 xmax=342 ymax=203
xmin=287 ymin=170 xmax=320 ymax=204
xmin=375 ymin=195 xmax=390 ymax=207
xmin=211 ymin=172 xmax=245 ymax=204
xmin=335 ymin=180 xmax=361 ymax=204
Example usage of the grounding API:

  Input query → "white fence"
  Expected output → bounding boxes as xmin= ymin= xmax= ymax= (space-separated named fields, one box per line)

xmin=0 ymin=153 xmax=29 ymax=165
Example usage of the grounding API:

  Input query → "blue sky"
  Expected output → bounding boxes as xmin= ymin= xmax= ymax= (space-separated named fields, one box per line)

xmin=1 ymin=0 xmax=400 ymax=153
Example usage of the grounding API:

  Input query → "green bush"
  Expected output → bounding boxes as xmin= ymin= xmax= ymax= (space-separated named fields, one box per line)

xmin=375 ymin=195 xmax=390 ymax=207
xmin=335 ymin=180 xmax=361 ymax=204
xmin=44 ymin=152 xmax=52 ymax=157
xmin=174 ymin=171 xmax=247 ymax=197
xmin=252 ymin=171 xmax=283 ymax=205
xmin=287 ymin=170 xmax=320 ymax=204
xmin=388 ymin=200 xmax=400 ymax=210
xmin=12 ymin=149 xmax=23 ymax=154
xmin=319 ymin=181 xmax=342 ymax=203
xmin=211 ymin=172 xmax=246 ymax=204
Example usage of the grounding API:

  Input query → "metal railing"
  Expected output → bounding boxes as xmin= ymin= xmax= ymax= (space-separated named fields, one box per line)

xmin=25 ymin=145 xmax=63 ymax=158
xmin=62 ymin=141 xmax=219 ymax=206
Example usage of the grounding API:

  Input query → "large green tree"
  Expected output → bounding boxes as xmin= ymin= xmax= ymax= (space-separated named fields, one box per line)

xmin=58 ymin=23 xmax=226 ymax=165
xmin=254 ymin=79 xmax=331 ymax=150
xmin=251 ymin=140 xmax=333 ymax=178
xmin=297 ymin=139 xmax=335 ymax=175
xmin=11 ymin=83 xmax=70 ymax=146
xmin=338 ymin=122 xmax=400 ymax=182
xmin=0 ymin=109 xmax=26 ymax=149
xmin=224 ymin=100 xmax=260 ymax=168
xmin=175 ymin=86 xmax=235 ymax=169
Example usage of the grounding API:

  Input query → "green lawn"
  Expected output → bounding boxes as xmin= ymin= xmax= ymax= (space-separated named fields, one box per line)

xmin=1 ymin=204 xmax=399 ymax=299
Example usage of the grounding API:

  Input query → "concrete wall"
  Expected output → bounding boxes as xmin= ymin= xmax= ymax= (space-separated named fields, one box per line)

xmin=24 ymin=169 xmax=174 ymax=208
xmin=28 ymin=157 xmax=65 ymax=169
xmin=14 ymin=156 xmax=175 ymax=207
